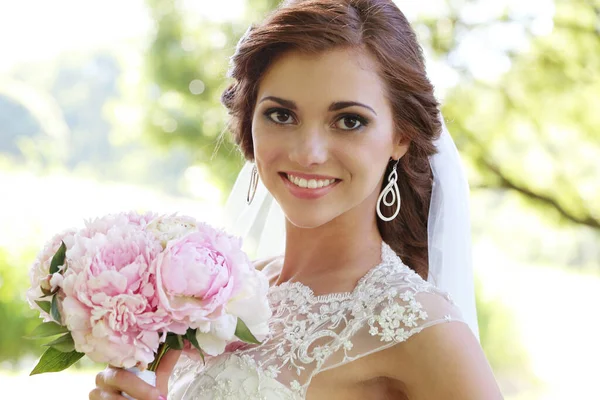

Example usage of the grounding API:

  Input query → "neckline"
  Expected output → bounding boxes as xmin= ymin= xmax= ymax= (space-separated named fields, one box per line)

xmin=268 ymin=241 xmax=397 ymax=303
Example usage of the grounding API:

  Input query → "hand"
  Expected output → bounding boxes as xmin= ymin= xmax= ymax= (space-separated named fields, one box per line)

xmin=89 ymin=349 xmax=181 ymax=400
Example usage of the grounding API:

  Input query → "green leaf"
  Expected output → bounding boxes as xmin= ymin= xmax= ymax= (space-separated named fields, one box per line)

xmin=185 ymin=329 xmax=200 ymax=350
xmin=49 ymin=241 xmax=67 ymax=274
xmin=30 ymin=347 xmax=84 ymax=375
xmin=26 ymin=322 xmax=69 ymax=339
xmin=51 ymin=295 xmax=61 ymax=323
xmin=165 ymin=333 xmax=184 ymax=350
xmin=43 ymin=333 xmax=75 ymax=353
xmin=35 ymin=300 xmax=52 ymax=314
xmin=185 ymin=328 xmax=205 ymax=364
xmin=235 ymin=318 xmax=261 ymax=345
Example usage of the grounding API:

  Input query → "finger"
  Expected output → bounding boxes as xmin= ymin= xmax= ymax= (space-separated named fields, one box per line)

xmin=156 ymin=349 xmax=182 ymax=393
xmin=89 ymin=387 xmax=128 ymax=400
xmin=96 ymin=368 xmax=120 ymax=390
xmin=97 ymin=366 xmax=161 ymax=400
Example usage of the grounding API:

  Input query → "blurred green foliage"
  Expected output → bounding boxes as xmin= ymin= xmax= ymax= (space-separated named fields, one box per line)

xmin=423 ymin=0 xmax=600 ymax=231
xmin=476 ymin=278 xmax=530 ymax=371
xmin=0 ymin=248 xmax=44 ymax=364
xmin=475 ymin=278 xmax=542 ymax=396
xmin=139 ymin=0 xmax=282 ymax=190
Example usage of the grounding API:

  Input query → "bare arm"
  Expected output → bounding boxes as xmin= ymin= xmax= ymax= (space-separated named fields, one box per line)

xmin=379 ymin=322 xmax=503 ymax=399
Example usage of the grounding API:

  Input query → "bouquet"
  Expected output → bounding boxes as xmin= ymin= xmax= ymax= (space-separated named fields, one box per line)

xmin=26 ymin=211 xmax=272 ymax=393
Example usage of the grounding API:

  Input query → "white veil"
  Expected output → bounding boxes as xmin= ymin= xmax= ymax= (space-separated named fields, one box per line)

xmin=222 ymin=117 xmax=480 ymax=341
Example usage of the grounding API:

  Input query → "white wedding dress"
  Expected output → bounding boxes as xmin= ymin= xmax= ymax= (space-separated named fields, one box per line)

xmin=168 ymin=241 xmax=466 ymax=399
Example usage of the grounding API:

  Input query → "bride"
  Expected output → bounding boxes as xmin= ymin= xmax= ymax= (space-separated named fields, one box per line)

xmin=91 ymin=0 xmax=502 ymax=398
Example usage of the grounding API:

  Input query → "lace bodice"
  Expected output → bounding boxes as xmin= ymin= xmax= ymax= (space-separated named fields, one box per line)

xmin=168 ymin=242 xmax=465 ymax=399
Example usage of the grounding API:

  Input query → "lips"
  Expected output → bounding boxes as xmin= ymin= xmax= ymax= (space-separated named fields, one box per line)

xmin=279 ymin=172 xmax=340 ymax=200
xmin=285 ymin=173 xmax=336 ymax=189
xmin=281 ymin=171 xmax=338 ymax=181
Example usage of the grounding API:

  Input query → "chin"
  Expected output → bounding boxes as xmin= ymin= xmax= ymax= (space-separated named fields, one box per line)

xmin=281 ymin=207 xmax=340 ymax=230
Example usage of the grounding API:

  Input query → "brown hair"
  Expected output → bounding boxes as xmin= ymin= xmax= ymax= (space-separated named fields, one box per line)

xmin=221 ymin=0 xmax=442 ymax=279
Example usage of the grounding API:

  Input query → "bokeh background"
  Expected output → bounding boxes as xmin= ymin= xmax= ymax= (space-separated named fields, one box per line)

xmin=0 ymin=0 xmax=598 ymax=399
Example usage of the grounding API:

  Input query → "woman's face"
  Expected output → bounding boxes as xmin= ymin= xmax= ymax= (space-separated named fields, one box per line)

xmin=251 ymin=48 xmax=408 ymax=229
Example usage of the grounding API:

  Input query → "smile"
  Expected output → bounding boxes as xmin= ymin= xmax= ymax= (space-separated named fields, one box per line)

xmin=279 ymin=172 xmax=340 ymax=200
xmin=285 ymin=173 xmax=337 ymax=189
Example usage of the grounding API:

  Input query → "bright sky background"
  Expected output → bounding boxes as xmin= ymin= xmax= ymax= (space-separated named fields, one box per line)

xmin=0 ymin=0 xmax=241 ymax=71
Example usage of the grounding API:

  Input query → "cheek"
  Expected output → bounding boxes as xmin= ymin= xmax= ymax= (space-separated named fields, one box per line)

xmin=342 ymin=133 xmax=391 ymax=172
xmin=343 ymin=134 xmax=393 ymax=190
xmin=251 ymin=120 xmax=287 ymax=169
xmin=251 ymin=117 xmax=271 ymax=157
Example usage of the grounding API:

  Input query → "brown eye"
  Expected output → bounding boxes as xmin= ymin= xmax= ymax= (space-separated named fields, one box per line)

xmin=335 ymin=115 xmax=367 ymax=131
xmin=267 ymin=110 xmax=294 ymax=124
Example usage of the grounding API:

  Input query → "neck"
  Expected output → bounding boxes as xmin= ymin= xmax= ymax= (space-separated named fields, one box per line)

xmin=277 ymin=205 xmax=384 ymax=292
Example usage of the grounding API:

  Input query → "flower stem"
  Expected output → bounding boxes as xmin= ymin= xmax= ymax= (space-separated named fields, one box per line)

xmin=148 ymin=341 xmax=169 ymax=372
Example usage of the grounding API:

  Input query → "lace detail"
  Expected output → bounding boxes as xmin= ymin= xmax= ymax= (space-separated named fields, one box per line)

xmin=169 ymin=242 xmax=465 ymax=399
xmin=169 ymin=354 xmax=300 ymax=400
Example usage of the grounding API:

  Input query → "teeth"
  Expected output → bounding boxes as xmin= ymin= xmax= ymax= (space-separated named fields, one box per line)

xmin=286 ymin=174 xmax=335 ymax=189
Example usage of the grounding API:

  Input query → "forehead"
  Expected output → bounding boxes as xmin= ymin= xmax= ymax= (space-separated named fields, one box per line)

xmin=257 ymin=47 xmax=388 ymax=108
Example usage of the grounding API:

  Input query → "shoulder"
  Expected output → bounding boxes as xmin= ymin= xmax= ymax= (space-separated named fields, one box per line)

xmin=361 ymin=257 xmax=462 ymax=333
xmin=363 ymin=266 xmax=464 ymax=344
xmin=360 ymin=263 xmax=502 ymax=398
xmin=370 ymin=320 xmax=503 ymax=399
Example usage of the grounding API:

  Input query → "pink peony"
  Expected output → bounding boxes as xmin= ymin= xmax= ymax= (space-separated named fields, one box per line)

xmin=27 ymin=229 xmax=75 ymax=322
xmin=61 ymin=222 xmax=168 ymax=368
xmin=27 ymin=211 xmax=272 ymax=369
xmin=80 ymin=211 xmax=158 ymax=238
xmin=155 ymin=225 xmax=271 ymax=355
xmin=146 ymin=214 xmax=199 ymax=248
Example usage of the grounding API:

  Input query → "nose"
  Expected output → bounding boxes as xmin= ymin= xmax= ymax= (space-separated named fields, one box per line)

xmin=288 ymin=126 xmax=328 ymax=168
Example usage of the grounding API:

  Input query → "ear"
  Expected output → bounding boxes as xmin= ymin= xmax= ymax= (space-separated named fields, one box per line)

xmin=391 ymin=136 xmax=410 ymax=160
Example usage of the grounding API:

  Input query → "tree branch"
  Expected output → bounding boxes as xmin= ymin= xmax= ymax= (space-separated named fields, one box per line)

xmin=481 ymin=159 xmax=600 ymax=230
xmin=446 ymin=116 xmax=600 ymax=231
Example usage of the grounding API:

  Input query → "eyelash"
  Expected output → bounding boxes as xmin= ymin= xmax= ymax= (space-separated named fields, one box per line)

xmin=262 ymin=107 xmax=370 ymax=131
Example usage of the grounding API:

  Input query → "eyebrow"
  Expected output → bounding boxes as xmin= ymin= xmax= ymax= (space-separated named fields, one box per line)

xmin=258 ymin=96 xmax=377 ymax=116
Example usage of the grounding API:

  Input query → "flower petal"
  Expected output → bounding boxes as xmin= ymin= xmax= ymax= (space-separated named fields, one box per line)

xmin=195 ymin=330 xmax=227 ymax=356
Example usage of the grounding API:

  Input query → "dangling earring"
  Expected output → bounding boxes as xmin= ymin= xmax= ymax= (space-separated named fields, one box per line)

xmin=377 ymin=159 xmax=401 ymax=222
xmin=246 ymin=164 xmax=259 ymax=205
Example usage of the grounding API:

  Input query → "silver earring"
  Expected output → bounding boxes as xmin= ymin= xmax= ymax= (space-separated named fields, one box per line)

xmin=246 ymin=164 xmax=259 ymax=205
xmin=377 ymin=159 xmax=401 ymax=222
